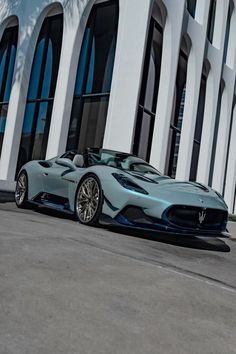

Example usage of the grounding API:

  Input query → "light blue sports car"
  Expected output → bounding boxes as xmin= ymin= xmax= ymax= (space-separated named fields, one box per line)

xmin=15 ymin=148 xmax=229 ymax=237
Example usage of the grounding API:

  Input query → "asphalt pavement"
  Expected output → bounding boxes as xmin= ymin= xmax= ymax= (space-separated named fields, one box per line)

xmin=0 ymin=196 xmax=236 ymax=354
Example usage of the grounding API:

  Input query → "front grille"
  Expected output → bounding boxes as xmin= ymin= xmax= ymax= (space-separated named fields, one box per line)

xmin=166 ymin=206 xmax=228 ymax=230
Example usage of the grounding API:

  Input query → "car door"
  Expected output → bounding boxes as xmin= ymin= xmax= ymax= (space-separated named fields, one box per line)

xmin=42 ymin=160 xmax=72 ymax=198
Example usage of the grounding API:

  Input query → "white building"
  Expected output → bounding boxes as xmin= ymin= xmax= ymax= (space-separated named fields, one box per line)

xmin=0 ymin=0 xmax=236 ymax=214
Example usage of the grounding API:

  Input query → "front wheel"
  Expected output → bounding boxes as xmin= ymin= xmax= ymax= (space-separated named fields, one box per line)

xmin=15 ymin=171 xmax=29 ymax=208
xmin=75 ymin=174 xmax=103 ymax=226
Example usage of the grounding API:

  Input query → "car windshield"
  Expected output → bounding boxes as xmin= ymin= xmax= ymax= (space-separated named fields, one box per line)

xmin=86 ymin=149 xmax=161 ymax=175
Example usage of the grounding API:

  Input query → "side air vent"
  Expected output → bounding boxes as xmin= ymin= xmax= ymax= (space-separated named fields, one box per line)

xmin=38 ymin=161 xmax=52 ymax=168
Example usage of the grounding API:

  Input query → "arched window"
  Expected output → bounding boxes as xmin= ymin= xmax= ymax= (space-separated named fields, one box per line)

xmin=133 ymin=18 xmax=163 ymax=162
xmin=66 ymin=0 xmax=119 ymax=152
xmin=166 ymin=37 xmax=190 ymax=178
xmin=190 ymin=61 xmax=210 ymax=181
xmin=0 ymin=25 xmax=18 ymax=156
xmin=187 ymin=0 xmax=197 ymax=18
xmin=17 ymin=13 xmax=63 ymax=173
xmin=207 ymin=0 xmax=217 ymax=43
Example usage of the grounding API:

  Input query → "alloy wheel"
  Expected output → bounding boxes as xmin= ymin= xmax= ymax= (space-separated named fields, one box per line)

xmin=76 ymin=177 xmax=100 ymax=224
xmin=15 ymin=172 xmax=27 ymax=206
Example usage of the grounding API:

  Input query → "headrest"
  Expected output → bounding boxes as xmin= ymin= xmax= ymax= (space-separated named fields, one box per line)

xmin=107 ymin=160 xmax=117 ymax=167
xmin=73 ymin=154 xmax=84 ymax=168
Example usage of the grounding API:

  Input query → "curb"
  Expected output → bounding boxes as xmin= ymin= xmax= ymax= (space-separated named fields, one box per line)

xmin=228 ymin=221 xmax=236 ymax=240
xmin=229 ymin=214 xmax=236 ymax=222
xmin=0 ymin=180 xmax=16 ymax=193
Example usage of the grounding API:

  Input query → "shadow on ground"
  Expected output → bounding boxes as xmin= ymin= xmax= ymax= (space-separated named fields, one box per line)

xmin=108 ymin=226 xmax=231 ymax=253
xmin=0 ymin=190 xmax=230 ymax=253
xmin=31 ymin=205 xmax=230 ymax=253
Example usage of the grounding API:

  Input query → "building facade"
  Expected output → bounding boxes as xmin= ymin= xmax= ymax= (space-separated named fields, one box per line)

xmin=0 ymin=0 xmax=236 ymax=214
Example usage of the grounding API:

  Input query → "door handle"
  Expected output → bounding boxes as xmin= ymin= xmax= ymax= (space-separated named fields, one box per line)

xmin=42 ymin=172 xmax=48 ymax=177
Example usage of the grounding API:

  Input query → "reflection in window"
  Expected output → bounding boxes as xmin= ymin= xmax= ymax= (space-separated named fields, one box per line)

xmin=166 ymin=50 xmax=188 ymax=178
xmin=187 ymin=0 xmax=197 ymax=18
xmin=0 ymin=26 xmax=18 ymax=155
xmin=67 ymin=1 xmax=119 ymax=152
xmin=17 ymin=14 xmax=63 ymax=173
xmin=207 ymin=0 xmax=217 ymax=43
xmin=133 ymin=19 xmax=163 ymax=162
xmin=190 ymin=64 xmax=208 ymax=181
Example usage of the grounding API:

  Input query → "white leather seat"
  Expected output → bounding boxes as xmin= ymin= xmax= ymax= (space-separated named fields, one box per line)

xmin=73 ymin=154 xmax=84 ymax=168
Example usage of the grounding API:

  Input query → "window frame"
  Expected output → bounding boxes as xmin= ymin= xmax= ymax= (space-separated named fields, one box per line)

xmin=132 ymin=18 xmax=163 ymax=162
xmin=16 ymin=14 xmax=63 ymax=174
xmin=66 ymin=0 xmax=119 ymax=152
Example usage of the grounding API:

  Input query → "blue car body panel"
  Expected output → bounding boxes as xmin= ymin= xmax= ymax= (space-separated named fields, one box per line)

xmin=18 ymin=149 xmax=229 ymax=237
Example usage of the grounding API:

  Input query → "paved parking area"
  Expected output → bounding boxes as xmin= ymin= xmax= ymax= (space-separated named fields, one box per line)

xmin=0 ymin=199 xmax=236 ymax=354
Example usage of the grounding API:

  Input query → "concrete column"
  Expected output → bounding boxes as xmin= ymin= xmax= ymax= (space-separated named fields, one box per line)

xmin=46 ymin=2 xmax=81 ymax=158
xmin=149 ymin=0 xmax=185 ymax=173
xmin=0 ymin=2 xmax=64 ymax=181
xmin=211 ymin=3 xmax=236 ymax=193
xmin=211 ymin=66 xmax=235 ymax=193
xmin=103 ymin=0 xmax=152 ymax=153
xmin=46 ymin=0 xmax=96 ymax=158
xmin=224 ymin=105 xmax=236 ymax=213
xmin=197 ymin=0 xmax=230 ymax=184
xmin=175 ymin=4 xmax=209 ymax=180
xmin=0 ymin=13 xmax=41 ymax=180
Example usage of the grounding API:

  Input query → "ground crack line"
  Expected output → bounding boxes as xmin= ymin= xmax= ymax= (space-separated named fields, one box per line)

xmin=67 ymin=235 xmax=236 ymax=294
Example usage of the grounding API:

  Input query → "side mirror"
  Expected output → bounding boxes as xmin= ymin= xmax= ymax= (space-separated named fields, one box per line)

xmin=55 ymin=158 xmax=76 ymax=171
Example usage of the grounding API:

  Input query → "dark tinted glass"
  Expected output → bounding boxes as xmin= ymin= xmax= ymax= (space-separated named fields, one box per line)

xmin=27 ymin=16 xmax=62 ymax=101
xmin=187 ymin=0 xmax=197 ymax=17
xmin=17 ymin=14 xmax=63 ymax=173
xmin=0 ymin=104 xmax=8 ymax=151
xmin=207 ymin=0 xmax=216 ymax=43
xmin=0 ymin=26 xmax=18 ymax=155
xmin=133 ymin=19 xmax=163 ymax=162
xmin=135 ymin=110 xmax=154 ymax=161
xmin=86 ymin=148 xmax=161 ymax=175
xmin=190 ymin=73 xmax=207 ymax=181
xmin=85 ymin=3 xmax=118 ymax=94
xmin=208 ymin=82 xmax=224 ymax=186
xmin=223 ymin=2 xmax=234 ymax=63
xmin=167 ymin=51 xmax=188 ymax=178
xmin=67 ymin=1 xmax=119 ymax=152
xmin=67 ymin=96 xmax=109 ymax=153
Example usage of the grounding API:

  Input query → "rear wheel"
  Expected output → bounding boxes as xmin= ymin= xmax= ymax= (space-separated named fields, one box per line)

xmin=15 ymin=171 xmax=29 ymax=208
xmin=75 ymin=174 xmax=103 ymax=226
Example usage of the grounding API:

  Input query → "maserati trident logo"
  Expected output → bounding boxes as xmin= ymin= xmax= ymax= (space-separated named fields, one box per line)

xmin=199 ymin=210 xmax=206 ymax=224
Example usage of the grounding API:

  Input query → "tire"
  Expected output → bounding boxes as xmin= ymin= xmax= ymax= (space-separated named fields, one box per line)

xmin=15 ymin=170 xmax=29 ymax=208
xmin=75 ymin=173 xmax=103 ymax=226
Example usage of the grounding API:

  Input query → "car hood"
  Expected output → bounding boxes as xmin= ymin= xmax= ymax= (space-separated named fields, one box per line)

xmin=122 ymin=171 xmax=228 ymax=210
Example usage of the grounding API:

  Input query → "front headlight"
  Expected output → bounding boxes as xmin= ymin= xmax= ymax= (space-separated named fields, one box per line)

xmin=214 ymin=189 xmax=228 ymax=208
xmin=112 ymin=173 xmax=148 ymax=195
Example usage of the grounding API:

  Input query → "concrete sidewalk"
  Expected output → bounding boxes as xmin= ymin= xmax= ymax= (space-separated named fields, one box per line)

xmin=228 ymin=222 xmax=236 ymax=240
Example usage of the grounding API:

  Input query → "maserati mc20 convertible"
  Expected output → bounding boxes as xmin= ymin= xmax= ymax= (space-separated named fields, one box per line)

xmin=15 ymin=148 xmax=229 ymax=237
